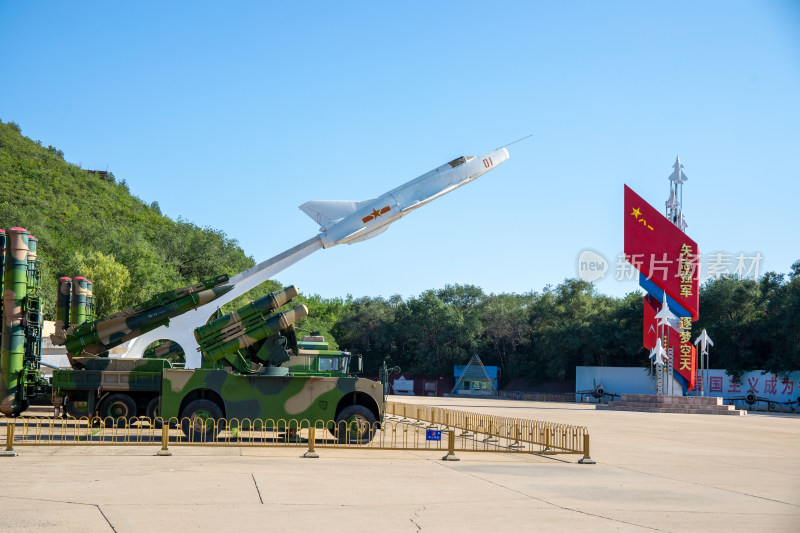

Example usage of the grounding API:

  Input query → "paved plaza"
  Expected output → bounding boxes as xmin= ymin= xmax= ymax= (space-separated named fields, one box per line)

xmin=0 ymin=396 xmax=797 ymax=532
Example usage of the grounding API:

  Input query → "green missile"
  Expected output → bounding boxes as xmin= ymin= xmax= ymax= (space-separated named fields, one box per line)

xmin=97 ymin=274 xmax=231 ymax=324
xmin=65 ymin=279 xmax=233 ymax=357
xmin=50 ymin=277 xmax=72 ymax=346
xmin=0 ymin=227 xmax=30 ymax=416
xmin=202 ymin=304 xmax=308 ymax=365
xmin=69 ymin=276 xmax=89 ymax=327
xmin=69 ymin=274 xmax=230 ymax=339
xmin=194 ymin=285 xmax=299 ymax=343
xmin=55 ymin=277 xmax=72 ymax=328
xmin=26 ymin=234 xmax=37 ymax=263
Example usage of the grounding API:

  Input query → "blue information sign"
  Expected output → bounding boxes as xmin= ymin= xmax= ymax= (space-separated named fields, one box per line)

xmin=426 ymin=430 xmax=442 ymax=441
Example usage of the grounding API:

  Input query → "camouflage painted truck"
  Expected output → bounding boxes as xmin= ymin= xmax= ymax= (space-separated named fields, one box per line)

xmin=51 ymin=281 xmax=385 ymax=443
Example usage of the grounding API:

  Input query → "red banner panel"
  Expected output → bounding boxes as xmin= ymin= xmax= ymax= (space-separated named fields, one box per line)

xmin=624 ymin=185 xmax=699 ymax=320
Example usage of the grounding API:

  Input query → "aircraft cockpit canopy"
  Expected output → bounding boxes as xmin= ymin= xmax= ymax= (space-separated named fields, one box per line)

xmin=447 ymin=156 xmax=475 ymax=168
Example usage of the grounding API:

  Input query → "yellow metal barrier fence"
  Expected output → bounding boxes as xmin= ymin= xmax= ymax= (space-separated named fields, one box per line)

xmin=385 ymin=401 xmax=590 ymax=458
xmin=0 ymin=407 xmax=594 ymax=463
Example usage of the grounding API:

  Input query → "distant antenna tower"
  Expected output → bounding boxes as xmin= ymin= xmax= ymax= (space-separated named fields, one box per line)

xmin=666 ymin=156 xmax=688 ymax=232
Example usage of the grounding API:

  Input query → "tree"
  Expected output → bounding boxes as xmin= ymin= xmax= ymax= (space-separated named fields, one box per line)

xmin=67 ymin=251 xmax=130 ymax=318
xmin=761 ymin=262 xmax=800 ymax=376
xmin=332 ymin=295 xmax=402 ymax=373
xmin=476 ymin=292 xmax=534 ymax=379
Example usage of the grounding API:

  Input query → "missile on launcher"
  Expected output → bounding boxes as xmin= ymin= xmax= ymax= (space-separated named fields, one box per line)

xmin=64 ymin=275 xmax=233 ymax=358
xmin=199 ymin=304 xmax=309 ymax=374
xmin=193 ymin=285 xmax=299 ymax=342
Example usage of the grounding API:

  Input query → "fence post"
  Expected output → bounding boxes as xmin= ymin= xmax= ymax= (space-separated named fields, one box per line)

xmin=483 ymin=419 xmax=498 ymax=443
xmin=441 ymin=429 xmax=459 ymax=461
xmin=303 ymin=427 xmax=319 ymax=458
xmin=427 ymin=408 xmax=436 ymax=428
xmin=156 ymin=424 xmax=171 ymax=456
xmin=1 ymin=423 xmax=18 ymax=457
xmin=578 ymin=433 xmax=595 ymax=464
xmin=509 ymin=424 xmax=523 ymax=449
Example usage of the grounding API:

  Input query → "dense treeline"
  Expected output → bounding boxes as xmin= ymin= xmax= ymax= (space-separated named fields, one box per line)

xmin=2 ymin=119 xmax=797 ymax=383
xmin=331 ymin=281 xmax=645 ymax=385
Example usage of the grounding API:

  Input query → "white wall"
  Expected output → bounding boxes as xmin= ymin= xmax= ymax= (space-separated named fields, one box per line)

xmin=575 ymin=367 xmax=800 ymax=406
xmin=575 ymin=366 xmax=682 ymax=400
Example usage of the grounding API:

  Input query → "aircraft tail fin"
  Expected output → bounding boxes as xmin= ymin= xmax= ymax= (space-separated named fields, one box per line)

xmin=299 ymin=199 xmax=375 ymax=229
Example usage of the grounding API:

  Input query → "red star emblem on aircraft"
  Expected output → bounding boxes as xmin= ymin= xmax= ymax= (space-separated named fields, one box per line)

xmin=361 ymin=205 xmax=392 ymax=224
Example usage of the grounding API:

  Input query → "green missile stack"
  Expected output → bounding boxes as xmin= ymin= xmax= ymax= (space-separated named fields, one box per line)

xmin=64 ymin=275 xmax=233 ymax=358
xmin=194 ymin=285 xmax=299 ymax=340
xmin=1 ymin=228 xmax=30 ymax=415
xmin=194 ymin=286 xmax=307 ymax=373
xmin=198 ymin=305 xmax=308 ymax=373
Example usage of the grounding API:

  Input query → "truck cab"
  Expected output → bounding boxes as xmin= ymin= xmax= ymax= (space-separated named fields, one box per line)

xmin=283 ymin=334 xmax=363 ymax=377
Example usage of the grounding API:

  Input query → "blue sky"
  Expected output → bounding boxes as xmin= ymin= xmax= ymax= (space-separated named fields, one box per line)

xmin=2 ymin=1 xmax=798 ymax=300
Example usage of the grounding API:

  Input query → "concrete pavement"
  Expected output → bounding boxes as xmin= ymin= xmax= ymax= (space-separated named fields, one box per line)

xmin=0 ymin=396 xmax=797 ymax=532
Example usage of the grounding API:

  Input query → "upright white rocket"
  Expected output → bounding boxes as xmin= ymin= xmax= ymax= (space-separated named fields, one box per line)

xmin=300 ymin=148 xmax=510 ymax=247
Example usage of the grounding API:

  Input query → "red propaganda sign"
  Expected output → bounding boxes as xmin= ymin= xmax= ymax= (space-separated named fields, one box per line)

xmin=624 ymin=185 xmax=699 ymax=320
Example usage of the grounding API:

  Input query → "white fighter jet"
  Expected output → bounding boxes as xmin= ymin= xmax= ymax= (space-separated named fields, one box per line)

xmin=300 ymin=147 xmax=510 ymax=248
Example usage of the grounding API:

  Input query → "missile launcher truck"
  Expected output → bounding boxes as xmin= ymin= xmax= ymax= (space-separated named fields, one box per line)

xmin=49 ymin=283 xmax=384 ymax=443
xmin=0 ymin=228 xmax=384 ymax=443
xmin=1 ymin=230 xmax=384 ymax=443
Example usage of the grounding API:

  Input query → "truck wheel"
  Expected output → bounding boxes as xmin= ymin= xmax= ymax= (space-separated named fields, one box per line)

xmin=334 ymin=405 xmax=376 ymax=444
xmin=181 ymin=400 xmax=223 ymax=442
xmin=65 ymin=396 xmax=90 ymax=419
xmin=100 ymin=394 xmax=137 ymax=428
xmin=145 ymin=397 xmax=163 ymax=428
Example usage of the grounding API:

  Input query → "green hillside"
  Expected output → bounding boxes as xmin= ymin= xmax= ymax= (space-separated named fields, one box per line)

xmin=0 ymin=119 xmax=275 ymax=319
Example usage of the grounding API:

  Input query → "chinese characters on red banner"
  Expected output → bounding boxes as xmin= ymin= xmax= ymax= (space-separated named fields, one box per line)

xmin=679 ymin=244 xmax=695 ymax=298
